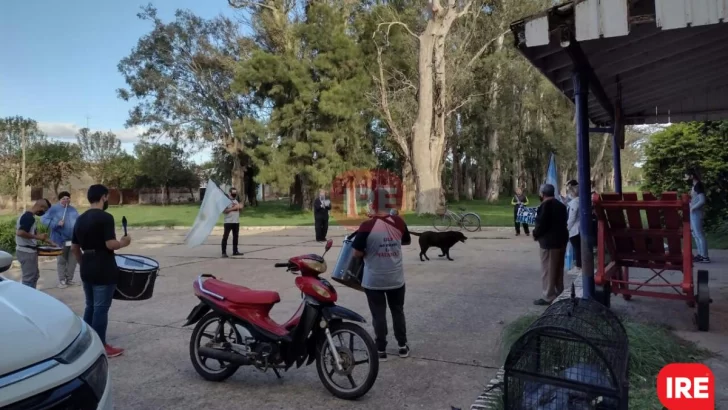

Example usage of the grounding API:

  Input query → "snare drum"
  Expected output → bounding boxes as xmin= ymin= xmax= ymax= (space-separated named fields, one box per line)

xmin=114 ymin=254 xmax=160 ymax=301
xmin=37 ymin=246 xmax=63 ymax=257
xmin=330 ymin=234 xmax=364 ymax=292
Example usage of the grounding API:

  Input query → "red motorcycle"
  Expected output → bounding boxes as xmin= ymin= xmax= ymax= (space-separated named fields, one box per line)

xmin=183 ymin=239 xmax=379 ymax=400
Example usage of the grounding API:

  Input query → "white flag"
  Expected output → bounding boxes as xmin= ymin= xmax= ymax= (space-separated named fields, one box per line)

xmin=185 ymin=180 xmax=231 ymax=248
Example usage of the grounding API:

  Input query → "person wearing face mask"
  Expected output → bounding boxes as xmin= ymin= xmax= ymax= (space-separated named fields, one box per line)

xmin=221 ymin=187 xmax=243 ymax=258
xmin=686 ymin=170 xmax=710 ymax=263
xmin=15 ymin=198 xmax=54 ymax=288
xmin=532 ymin=184 xmax=569 ymax=306
xmin=313 ymin=189 xmax=331 ymax=242
xmin=41 ymin=191 xmax=80 ymax=288
xmin=71 ymin=184 xmax=131 ymax=358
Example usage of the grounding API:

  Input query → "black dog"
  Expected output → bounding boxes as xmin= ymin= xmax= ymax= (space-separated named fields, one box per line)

xmin=410 ymin=231 xmax=467 ymax=261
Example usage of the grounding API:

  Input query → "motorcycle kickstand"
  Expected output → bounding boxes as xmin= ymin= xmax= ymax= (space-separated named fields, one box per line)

xmin=273 ymin=368 xmax=282 ymax=379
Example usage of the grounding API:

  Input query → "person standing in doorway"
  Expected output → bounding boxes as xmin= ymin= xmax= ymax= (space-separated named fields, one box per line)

xmin=532 ymin=184 xmax=569 ymax=306
xmin=566 ymin=183 xmax=582 ymax=274
xmin=71 ymin=184 xmax=131 ymax=357
xmin=313 ymin=189 xmax=331 ymax=242
xmin=221 ymin=187 xmax=243 ymax=258
xmin=511 ymin=188 xmax=530 ymax=236
xmin=686 ymin=170 xmax=710 ymax=263
xmin=42 ymin=191 xmax=80 ymax=288
xmin=352 ymin=196 xmax=412 ymax=361
xmin=15 ymin=199 xmax=53 ymax=288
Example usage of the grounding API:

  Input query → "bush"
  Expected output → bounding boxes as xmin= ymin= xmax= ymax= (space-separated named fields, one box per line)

xmin=642 ymin=121 xmax=728 ymax=230
xmin=0 ymin=220 xmax=15 ymax=254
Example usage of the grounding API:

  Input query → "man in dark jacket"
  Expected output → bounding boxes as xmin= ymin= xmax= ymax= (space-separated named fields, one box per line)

xmin=313 ymin=189 xmax=331 ymax=242
xmin=532 ymin=184 xmax=569 ymax=306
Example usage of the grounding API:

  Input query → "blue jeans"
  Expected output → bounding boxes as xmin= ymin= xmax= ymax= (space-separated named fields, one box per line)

xmin=83 ymin=282 xmax=116 ymax=345
xmin=691 ymin=212 xmax=708 ymax=258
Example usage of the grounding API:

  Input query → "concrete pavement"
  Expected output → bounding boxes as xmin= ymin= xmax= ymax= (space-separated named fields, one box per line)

xmin=4 ymin=226 xmax=553 ymax=409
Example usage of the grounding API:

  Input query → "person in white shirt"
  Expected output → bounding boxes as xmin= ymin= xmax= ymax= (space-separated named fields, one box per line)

xmin=221 ymin=187 xmax=243 ymax=258
xmin=566 ymin=183 xmax=581 ymax=274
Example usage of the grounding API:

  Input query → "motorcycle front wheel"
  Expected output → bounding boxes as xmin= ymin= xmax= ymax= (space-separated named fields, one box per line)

xmin=189 ymin=312 xmax=243 ymax=382
xmin=316 ymin=321 xmax=379 ymax=400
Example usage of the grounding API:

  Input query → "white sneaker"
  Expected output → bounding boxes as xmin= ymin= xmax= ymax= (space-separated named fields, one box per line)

xmin=58 ymin=280 xmax=68 ymax=289
xmin=67 ymin=279 xmax=77 ymax=286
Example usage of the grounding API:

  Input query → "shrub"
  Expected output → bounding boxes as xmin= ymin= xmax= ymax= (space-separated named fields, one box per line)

xmin=0 ymin=220 xmax=15 ymax=254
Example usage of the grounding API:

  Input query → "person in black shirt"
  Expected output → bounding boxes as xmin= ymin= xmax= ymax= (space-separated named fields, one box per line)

xmin=71 ymin=184 xmax=131 ymax=358
xmin=532 ymin=184 xmax=569 ymax=306
xmin=313 ymin=189 xmax=331 ymax=242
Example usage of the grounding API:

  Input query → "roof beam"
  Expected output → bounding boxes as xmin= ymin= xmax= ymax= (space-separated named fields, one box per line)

xmin=554 ymin=26 xmax=728 ymax=85
xmin=564 ymin=40 xmax=614 ymax=121
xmin=623 ymin=72 xmax=728 ymax=112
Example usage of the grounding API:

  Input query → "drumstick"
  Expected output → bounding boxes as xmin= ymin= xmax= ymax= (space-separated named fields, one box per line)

xmin=61 ymin=205 xmax=67 ymax=222
xmin=122 ymin=216 xmax=128 ymax=237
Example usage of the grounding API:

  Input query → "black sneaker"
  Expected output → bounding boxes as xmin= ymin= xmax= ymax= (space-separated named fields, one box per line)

xmin=693 ymin=255 xmax=703 ymax=262
xmin=233 ymin=251 xmax=243 ymax=256
xmin=221 ymin=253 xmax=229 ymax=258
xmin=398 ymin=345 xmax=410 ymax=358
xmin=377 ymin=351 xmax=387 ymax=362
xmin=698 ymin=257 xmax=711 ymax=264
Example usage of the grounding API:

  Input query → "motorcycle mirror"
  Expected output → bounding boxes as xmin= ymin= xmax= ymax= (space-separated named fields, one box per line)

xmin=324 ymin=239 xmax=333 ymax=252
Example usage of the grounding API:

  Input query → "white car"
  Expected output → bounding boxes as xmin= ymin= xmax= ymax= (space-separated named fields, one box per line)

xmin=0 ymin=250 xmax=112 ymax=409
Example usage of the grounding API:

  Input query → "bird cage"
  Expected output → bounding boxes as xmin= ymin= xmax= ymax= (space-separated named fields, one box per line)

xmin=503 ymin=289 xmax=629 ymax=410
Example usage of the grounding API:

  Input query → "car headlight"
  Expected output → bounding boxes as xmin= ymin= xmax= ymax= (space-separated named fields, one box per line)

xmin=54 ymin=321 xmax=93 ymax=364
xmin=81 ymin=355 xmax=108 ymax=400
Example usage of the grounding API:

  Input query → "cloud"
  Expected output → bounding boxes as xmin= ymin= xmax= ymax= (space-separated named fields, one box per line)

xmin=38 ymin=122 xmax=148 ymax=143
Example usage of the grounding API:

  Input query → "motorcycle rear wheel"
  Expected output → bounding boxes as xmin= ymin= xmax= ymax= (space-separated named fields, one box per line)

xmin=190 ymin=312 xmax=243 ymax=382
xmin=316 ymin=321 xmax=379 ymax=400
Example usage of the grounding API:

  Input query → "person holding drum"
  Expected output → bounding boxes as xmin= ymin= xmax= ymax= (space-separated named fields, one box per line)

xmin=41 ymin=191 xmax=80 ymax=288
xmin=352 ymin=195 xmax=412 ymax=361
xmin=14 ymin=199 xmax=54 ymax=288
xmin=71 ymin=184 xmax=131 ymax=358
xmin=221 ymin=187 xmax=243 ymax=258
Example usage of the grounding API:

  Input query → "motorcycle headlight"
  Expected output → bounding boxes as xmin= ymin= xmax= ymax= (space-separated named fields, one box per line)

xmin=55 ymin=321 xmax=93 ymax=364
xmin=81 ymin=355 xmax=108 ymax=400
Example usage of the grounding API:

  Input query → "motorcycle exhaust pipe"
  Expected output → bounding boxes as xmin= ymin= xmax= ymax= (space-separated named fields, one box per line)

xmin=198 ymin=346 xmax=253 ymax=366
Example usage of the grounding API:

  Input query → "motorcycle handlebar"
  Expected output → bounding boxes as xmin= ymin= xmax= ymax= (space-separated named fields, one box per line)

xmin=274 ymin=262 xmax=289 ymax=268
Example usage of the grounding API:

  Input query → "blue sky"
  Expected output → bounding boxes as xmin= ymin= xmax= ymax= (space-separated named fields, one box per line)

xmin=0 ymin=0 xmax=238 ymax=163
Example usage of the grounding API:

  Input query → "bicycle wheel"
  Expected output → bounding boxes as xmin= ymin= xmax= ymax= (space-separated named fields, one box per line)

xmin=432 ymin=213 xmax=454 ymax=231
xmin=461 ymin=213 xmax=481 ymax=232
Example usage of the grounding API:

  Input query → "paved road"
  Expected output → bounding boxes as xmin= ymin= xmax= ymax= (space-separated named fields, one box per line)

xmin=13 ymin=227 xmax=720 ymax=409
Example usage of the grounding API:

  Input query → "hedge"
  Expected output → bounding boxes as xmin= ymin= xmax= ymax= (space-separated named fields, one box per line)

xmin=0 ymin=217 xmax=50 ymax=255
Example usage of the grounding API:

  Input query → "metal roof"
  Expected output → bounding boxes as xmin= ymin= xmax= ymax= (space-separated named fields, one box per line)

xmin=510 ymin=0 xmax=728 ymax=126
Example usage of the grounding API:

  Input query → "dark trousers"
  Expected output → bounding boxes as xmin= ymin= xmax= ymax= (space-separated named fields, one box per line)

xmin=222 ymin=223 xmax=239 ymax=254
xmin=514 ymin=206 xmax=529 ymax=235
xmin=314 ymin=217 xmax=329 ymax=241
xmin=365 ymin=285 xmax=407 ymax=351
xmin=83 ymin=282 xmax=116 ymax=345
xmin=570 ymin=235 xmax=582 ymax=268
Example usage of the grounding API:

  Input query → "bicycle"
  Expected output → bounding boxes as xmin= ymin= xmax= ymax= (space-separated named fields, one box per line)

xmin=432 ymin=206 xmax=482 ymax=232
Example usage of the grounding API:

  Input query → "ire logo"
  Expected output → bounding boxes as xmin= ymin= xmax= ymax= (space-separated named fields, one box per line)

xmin=657 ymin=363 xmax=714 ymax=410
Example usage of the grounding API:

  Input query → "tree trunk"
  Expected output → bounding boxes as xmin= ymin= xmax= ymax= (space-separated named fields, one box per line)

xmin=401 ymin=159 xmax=416 ymax=212
xmin=411 ymin=32 xmax=441 ymax=214
xmin=231 ymin=155 xmax=246 ymax=198
xmin=410 ymin=2 xmax=467 ymax=214
xmin=451 ymin=147 xmax=461 ymax=202
xmin=119 ymin=189 xmax=124 ymax=206
xmin=484 ymin=33 xmax=505 ymax=203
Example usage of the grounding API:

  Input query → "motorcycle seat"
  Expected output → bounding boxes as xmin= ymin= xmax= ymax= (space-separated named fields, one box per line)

xmin=204 ymin=279 xmax=281 ymax=305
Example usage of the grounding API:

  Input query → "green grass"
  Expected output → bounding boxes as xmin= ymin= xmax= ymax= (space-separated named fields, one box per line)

xmin=0 ymin=199 xmax=515 ymax=228
xmin=498 ymin=314 xmax=714 ymax=409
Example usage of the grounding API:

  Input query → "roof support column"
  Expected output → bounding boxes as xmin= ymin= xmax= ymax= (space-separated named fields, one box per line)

xmin=573 ymin=69 xmax=595 ymax=301
xmin=612 ymin=126 xmax=623 ymax=194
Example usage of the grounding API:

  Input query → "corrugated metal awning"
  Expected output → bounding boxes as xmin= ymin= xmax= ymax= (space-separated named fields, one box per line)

xmin=510 ymin=0 xmax=728 ymax=126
